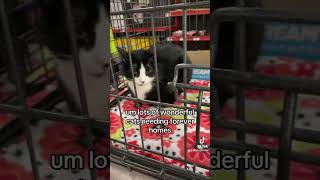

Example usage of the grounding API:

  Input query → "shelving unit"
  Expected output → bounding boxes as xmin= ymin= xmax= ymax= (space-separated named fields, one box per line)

xmin=166 ymin=8 xmax=210 ymax=17
xmin=112 ymin=25 xmax=177 ymax=33
xmin=110 ymin=0 xmax=210 ymax=49
xmin=168 ymin=4 xmax=210 ymax=43
xmin=167 ymin=35 xmax=210 ymax=41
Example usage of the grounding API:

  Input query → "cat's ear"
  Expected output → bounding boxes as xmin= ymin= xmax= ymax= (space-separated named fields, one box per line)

xmin=143 ymin=49 xmax=154 ymax=61
xmin=118 ymin=48 xmax=129 ymax=64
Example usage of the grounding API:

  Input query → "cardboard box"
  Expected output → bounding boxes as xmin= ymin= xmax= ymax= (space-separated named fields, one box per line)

xmin=187 ymin=50 xmax=210 ymax=65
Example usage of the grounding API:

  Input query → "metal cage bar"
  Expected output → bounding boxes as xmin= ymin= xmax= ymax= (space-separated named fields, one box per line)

xmin=150 ymin=0 xmax=166 ymax=163
xmin=182 ymin=0 xmax=189 ymax=170
xmin=211 ymin=7 xmax=320 ymax=180
xmin=234 ymin=1 xmax=247 ymax=179
xmin=62 ymin=1 xmax=97 ymax=179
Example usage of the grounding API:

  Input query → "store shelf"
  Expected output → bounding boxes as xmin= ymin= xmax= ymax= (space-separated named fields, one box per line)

xmin=112 ymin=25 xmax=177 ymax=33
xmin=166 ymin=8 xmax=210 ymax=17
xmin=167 ymin=35 xmax=210 ymax=41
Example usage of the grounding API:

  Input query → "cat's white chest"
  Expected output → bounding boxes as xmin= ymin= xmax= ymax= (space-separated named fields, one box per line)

xmin=127 ymin=81 xmax=153 ymax=100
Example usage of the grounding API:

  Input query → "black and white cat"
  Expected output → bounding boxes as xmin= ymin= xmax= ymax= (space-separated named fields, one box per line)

xmin=38 ymin=0 xmax=109 ymax=121
xmin=119 ymin=43 xmax=193 ymax=104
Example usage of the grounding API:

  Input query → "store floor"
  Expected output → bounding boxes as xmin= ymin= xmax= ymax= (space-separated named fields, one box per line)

xmin=110 ymin=162 xmax=156 ymax=180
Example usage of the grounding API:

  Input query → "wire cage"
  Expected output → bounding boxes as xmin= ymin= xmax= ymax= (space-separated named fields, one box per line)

xmin=110 ymin=0 xmax=211 ymax=179
xmin=0 ymin=0 xmax=109 ymax=180
xmin=211 ymin=5 xmax=320 ymax=180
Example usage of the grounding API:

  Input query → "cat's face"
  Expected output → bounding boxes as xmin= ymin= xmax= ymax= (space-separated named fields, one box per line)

xmin=131 ymin=62 xmax=155 ymax=86
xmin=119 ymin=49 xmax=155 ymax=86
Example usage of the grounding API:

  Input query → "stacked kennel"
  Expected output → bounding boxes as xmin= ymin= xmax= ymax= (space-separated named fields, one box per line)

xmin=211 ymin=5 xmax=320 ymax=180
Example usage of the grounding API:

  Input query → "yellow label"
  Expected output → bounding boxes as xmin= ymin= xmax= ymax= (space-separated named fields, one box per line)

xmin=114 ymin=37 xmax=159 ymax=51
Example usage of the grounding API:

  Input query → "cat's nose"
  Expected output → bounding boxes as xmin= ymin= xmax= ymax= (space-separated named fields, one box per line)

xmin=140 ymin=80 xmax=145 ymax=84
